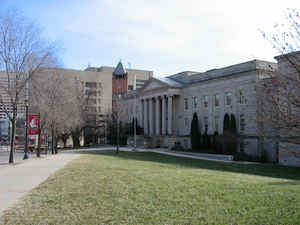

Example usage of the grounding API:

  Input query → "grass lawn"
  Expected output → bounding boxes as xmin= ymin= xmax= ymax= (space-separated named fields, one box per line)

xmin=1 ymin=151 xmax=300 ymax=225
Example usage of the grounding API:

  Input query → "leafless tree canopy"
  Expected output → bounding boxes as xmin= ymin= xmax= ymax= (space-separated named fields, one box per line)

xmin=0 ymin=9 xmax=59 ymax=162
xmin=258 ymin=8 xmax=300 ymax=143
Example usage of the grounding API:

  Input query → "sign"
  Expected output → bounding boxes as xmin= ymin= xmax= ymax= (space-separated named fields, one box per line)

xmin=41 ymin=133 xmax=47 ymax=143
xmin=29 ymin=114 xmax=39 ymax=135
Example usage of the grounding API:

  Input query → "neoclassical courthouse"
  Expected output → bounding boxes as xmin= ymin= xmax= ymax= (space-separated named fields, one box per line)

xmin=120 ymin=54 xmax=299 ymax=167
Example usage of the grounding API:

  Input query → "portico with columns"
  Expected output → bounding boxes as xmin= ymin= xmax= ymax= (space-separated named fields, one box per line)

xmin=141 ymin=95 xmax=175 ymax=136
xmin=139 ymin=77 xmax=182 ymax=138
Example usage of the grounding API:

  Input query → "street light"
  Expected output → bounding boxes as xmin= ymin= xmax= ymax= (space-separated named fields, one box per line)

xmin=23 ymin=98 xmax=29 ymax=159
xmin=23 ymin=72 xmax=29 ymax=160
xmin=133 ymin=91 xmax=137 ymax=151
xmin=115 ymin=93 xmax=122 ymax=154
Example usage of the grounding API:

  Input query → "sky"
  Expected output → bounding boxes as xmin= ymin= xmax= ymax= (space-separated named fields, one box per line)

xmin=1 ymin=0 xmax=300 ymax=77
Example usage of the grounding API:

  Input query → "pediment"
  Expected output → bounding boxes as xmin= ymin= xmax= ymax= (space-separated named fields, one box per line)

xmin=143 ymin=79 xmax=167 ymax=92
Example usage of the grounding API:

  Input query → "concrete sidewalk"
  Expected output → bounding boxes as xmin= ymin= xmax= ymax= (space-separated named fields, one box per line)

xmin=0 ymin=153 xmax=80 ymax=216
xmin=64 ymin=146 xmax=234 ymax=162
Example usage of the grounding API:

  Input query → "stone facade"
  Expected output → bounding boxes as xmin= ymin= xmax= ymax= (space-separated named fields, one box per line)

xmin=120 ymin=59 xmax=279 ymax=161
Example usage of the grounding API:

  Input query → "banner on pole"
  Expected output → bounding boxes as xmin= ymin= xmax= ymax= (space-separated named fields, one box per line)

xmin=28 ymin=114 xmax=39 ymax=135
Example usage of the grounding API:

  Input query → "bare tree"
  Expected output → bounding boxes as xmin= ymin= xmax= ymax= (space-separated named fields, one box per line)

xmin=31 ymin=68 xmax=84 ymax=154
xmin=0 ymin=9 xmax=58 ymax=163
xmin=257 ymin=9 xmax=300 ymax=158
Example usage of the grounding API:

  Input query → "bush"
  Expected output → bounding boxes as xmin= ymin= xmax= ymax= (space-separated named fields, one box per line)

xmin=190 ymin=113 xmax=201 ymax=151
xmin=171 ymin=141 xmax=185 ymax=151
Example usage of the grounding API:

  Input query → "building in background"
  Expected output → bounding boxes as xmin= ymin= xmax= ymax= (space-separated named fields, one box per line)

xmin=0 ymin=61 xmax=153 ymax=146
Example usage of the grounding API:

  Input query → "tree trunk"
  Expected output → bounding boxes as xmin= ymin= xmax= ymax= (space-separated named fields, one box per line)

xmin=71 ymin=131 xmax=81 ymax=148
xmin=9 ymin=105 xmax=17 ymax=163
xmin=54 ymin=137 xmax=58 ymax=154
xmin=37 ymin=125 xmax=41 ymax=157
xmin=63 ymin=138 xmax=67 ymax=148
xmin=45 ymin=133 xmax=49 ymax=155
xmin=9 ymin=118 xmax=15 ymax=163
xmin=51 ymin=127 xmax=54 ymax=154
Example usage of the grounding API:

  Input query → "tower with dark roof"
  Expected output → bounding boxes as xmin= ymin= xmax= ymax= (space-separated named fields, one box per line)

xmin=112 ymin=61 xmax=129 ymax=110
xmin=113 ymin=61 xmax=128 ymax=77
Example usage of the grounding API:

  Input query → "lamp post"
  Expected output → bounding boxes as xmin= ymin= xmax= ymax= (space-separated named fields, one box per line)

xmin=115 ymin=94 xmax=121 ymax=154
xmin=23 ymin=99 xmax=29 ymax=159
xmin=23 ymin=72 xmax=29 ymax=160
xmin=133 ymin=92 xmax=137 ymax=151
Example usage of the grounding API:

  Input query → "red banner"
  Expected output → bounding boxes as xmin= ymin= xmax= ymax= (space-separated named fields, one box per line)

xmin=29 ymin=114 xmax=39 ymax=135
xmin=41 ymin=133 xmax=47 ymax=143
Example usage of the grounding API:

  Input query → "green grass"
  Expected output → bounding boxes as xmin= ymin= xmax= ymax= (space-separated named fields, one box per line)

xmin=1 ymin=151 xmax=300 ymax=225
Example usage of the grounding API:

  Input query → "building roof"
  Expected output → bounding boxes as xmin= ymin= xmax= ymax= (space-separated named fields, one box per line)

xmin=113 ymin=61 xmax=127 ymax=77
xmin=156 ymin=76 xmax=185 ymax=87
xmin=188 ymin=60 xmax=277 ymax=84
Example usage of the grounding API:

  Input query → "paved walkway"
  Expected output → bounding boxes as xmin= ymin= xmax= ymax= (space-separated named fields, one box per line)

xmin=64 ymin=146 xmax=234 ymax=162
xmin=0 ymin=153 xmax=80 ymax=216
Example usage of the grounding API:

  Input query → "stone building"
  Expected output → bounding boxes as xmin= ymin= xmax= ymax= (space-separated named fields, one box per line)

xmin=120 ymin=59 xmax=278 ymax=161
xmin=0 ymin=62 xmax=153 ymax=145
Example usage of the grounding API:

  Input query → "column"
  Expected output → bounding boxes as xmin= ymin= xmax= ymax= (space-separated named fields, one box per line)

xmin=143 ymin=99 xmax=148 ymax=135
xmin=156 ymin=96 xmax=160 ymax=136
xmin=168 ymin=95 xmax=173 ymax=135
xmin=162 ymin=96 xmax=166 ymax=135
xmin=149 ymin=98 xmax=154 ymax=135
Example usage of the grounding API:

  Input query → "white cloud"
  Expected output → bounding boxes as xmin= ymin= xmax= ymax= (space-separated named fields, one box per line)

xmin=34 ymin=0 xmax=300 ymax=75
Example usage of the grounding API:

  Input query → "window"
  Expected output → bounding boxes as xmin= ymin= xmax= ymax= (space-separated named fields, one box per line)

xmin=184 ymin=98 xmax=189 ymax=110
xmin=204 ymin=116 xmax=208 ymax=133
xmin=86 ymin=106 xmax=97 ymax=112
xmin=85 ymin=82 xmax=97 ymax=88
xmin=204 ymin=95 xmax=208 ymax=108
xmin=240 ymin=114 xmax=245 ymax=131
xmin=226 ymin=92 xmax=232 ymax=105
xmin=239 ymin=88 xmax=246 ymax=104
xmin=240 ymin=142 xmax=244 ymax=152
xmin=128 ymin=85 xmax=134 ymax=90
xmin=98 ymin=106 xmax=101 ymax=112
xmin=215 ymin=116 xmax=219 ymax=132
xmin=88 ymin=99 xmax=96 ymax=105
xmin=184 ymin=118 xmax=189 ymax=128
xmin=193 ymin=96 xmax=198 ymax=108
xmin=86 ymin=90 xmax=97 ymax=96
xmin=215 ymin=94 xmax=220 ymax=107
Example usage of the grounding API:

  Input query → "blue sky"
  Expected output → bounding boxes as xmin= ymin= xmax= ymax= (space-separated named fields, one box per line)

xmin=1 ymin=0 xmax=300 ymax=76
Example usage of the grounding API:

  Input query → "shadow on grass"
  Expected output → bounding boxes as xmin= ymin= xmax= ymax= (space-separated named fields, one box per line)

xmin=78 ymin=150 xmax=300 ymax=181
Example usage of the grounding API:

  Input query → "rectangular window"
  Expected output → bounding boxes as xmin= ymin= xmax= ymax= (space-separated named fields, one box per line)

xmin=204 ymin=116 xmax=208 ymax=133
xmin=240 ymin=114 xmax=245 ymax=131
xmin=85 ymin=82 xmax=97 ymax=88
xmin=215 ymin=116 xmax=219 ymax=132
xmin=239 ymin=88 xmax=246 ymax=104
xmin=204 ymin=95 xmax=208 ymax=108
xmin=193 ymin=96 xmax=198 ymax=108
xmin=240 ymin=142 xmax=244 ymax=152
xmin=86 ymin=90 xmax=97 ymax=96
xmin=226 ymin=92 xmax=232 ymax=105
xmin=128 ymin=85 xmax=134 ymax=90
xmin=88 ymin=99 xmax=96 ymax=105
xmin=215 ymin=94 xmax=220 ymax=107
xmin=184 ymin=98 xmax=189 ymax=110
xmin=86 ymin=106 xmax=97 ymax=112
xmin=184 ymin=118 xmax=189 ymax=128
